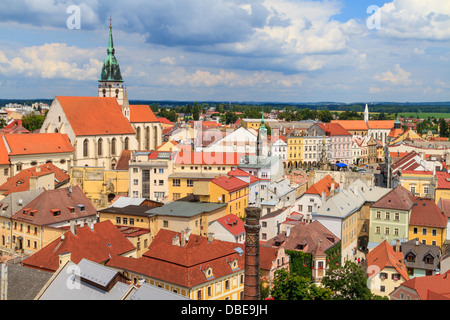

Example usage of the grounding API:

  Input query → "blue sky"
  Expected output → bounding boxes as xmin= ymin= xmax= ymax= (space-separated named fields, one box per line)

xmin=0 ymin=0 xmax=450 ymax=104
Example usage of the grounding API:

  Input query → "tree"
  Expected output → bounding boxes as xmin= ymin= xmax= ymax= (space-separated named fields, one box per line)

xmin=21 ymin=113 xmax=46 ymax=132
xmin=439 ymin=118 xmax=449 ymax=138
xmin=321 ymin=261 xmax=387 ymax=300
xmin=192 ymin=102 xmax=200 ymax=121
xmin=270 ymin=269 xmax=332 ymax=300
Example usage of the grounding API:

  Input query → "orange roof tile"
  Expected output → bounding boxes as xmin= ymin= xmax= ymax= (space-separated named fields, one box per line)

xmin=368 ymin=120 xmax=396 ymax=129
xmin=366 ymin=241 xmax=409 ymax=282
xmin=211 ymin=175 xmax=248 ymax=192
xmin=56 ymin=96 xmax=135 ymax=136
xmin=305 ymin=175 xmax=339 ymax=197
xmin=410 ymin=198 xmax=447 ymax=228
xmin=0 ymin=163 xmax=70 ymax=195
xmin=331 ymin=120 xmax=368 ymax=131
xmin=21 ymin=220 xmax=136 ymax=272
xmin=400 ymin=272 xmax=450 ymax=300
xmin=318 ymin=123 xmax=352 ymax=136
xmin=129 ymin=105 xmax=159 ymax=123
xmin=4 ymin=133 xmax=74 ymax=156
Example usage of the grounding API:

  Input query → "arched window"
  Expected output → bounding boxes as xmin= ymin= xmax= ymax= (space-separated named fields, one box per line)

xmin=154 ymin=126 xmax=158 ymax=150
xmin=111 ymin=138 xmax=116 ymax=155
xmin=124 ymin=137 xmax=129 ymax=151
xmin=83 ymin=139 xmax=89 ymax=158
xmin=136 ymin=127 xmax=141 ymax=149
xmin=98 ymin=138 xmax=103 ymax=156
xmin=102 ymin=88 xmax=106 ymax=97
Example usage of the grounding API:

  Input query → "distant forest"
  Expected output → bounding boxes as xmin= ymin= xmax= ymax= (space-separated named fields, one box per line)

xmin=1 ymin=98 xmax=450 ymax=115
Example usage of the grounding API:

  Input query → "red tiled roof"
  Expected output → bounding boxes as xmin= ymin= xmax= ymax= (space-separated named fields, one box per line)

xmin=115 ymin=150 xmax=132 ymax=170
xmin=11 ymin=185 xmax=97 ymax=226
xmin=436 ymin=171 xmax=450 ymax=189
xmin=318 ymin=123 xmax=352 ymax=136
xmin=371 ymin=186 xmax=415 ymax=211
xmin=157 ymin=117 xmax=174 ymax=125
xmin=410 ymin=198 xmax=447 ymax=228
xmin=214 ymin=214 xmax=245 ymax=236
xmin=366 ymin=241 xmax=409 ymax=282
xmin=129 ymin=105 xmax=159 ymax=123
xmin=305 ymin=175 xmax=339 ymax=197
xmin=4 ymin=133 xmax=74 ymax=156
xmin=331 ymin=120 xmax=368 ymax=131
xmin=211 ymin=175 xmax=248 ymax=192
xmin=0 ymin=163 xmax=69 ymax=195
xmin=368 ymin=120 xmax=395 ymax=129
xmin=400 ymin=273 xmax=450 ymax=300
xmin=107 ymin=229 xmax=245 ymax=288
xmin=56 ymin=96 xmax=135 ymax=136
xmin=21 ymin=220 xmax=136 ymax=272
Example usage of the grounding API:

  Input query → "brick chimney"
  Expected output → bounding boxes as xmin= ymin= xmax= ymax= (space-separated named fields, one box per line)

xmin=243 ymin=206 xmax=261 ymax=300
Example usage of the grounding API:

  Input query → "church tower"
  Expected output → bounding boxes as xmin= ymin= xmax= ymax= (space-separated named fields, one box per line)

xmin=98 ymin=20 xmax=124 ymax=106
xmin=256 ymin=115 xmax=268 ymax=159
xmin=364 ymin=103 xmax=369 ymax=125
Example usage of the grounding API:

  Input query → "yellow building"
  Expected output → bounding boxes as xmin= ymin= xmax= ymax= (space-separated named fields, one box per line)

xmin=106 ymin=229 xmax=245 ymax=300
xmin=194 ymin=175 xmax=249 ymax=219
xmin=435 ymin=171 xmax=450 ymax=204
xmin=408 ymin=198 xmax=447 ymax=248
xmin=287 ymin=132 xmax=304 ymax=168
xmin=70 ymin=166 xmax=129 ymax=209
xmin=398 ymin=170 xmax=437 ymax=199
xmin=7 ymin=186 xmax=97 ymax=254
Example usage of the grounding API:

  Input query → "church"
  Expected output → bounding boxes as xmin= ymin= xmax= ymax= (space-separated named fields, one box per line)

xmin=40 ymin=23 xmax=162 ymax=169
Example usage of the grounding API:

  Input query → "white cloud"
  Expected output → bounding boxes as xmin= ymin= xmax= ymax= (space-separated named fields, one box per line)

xmin=378 ymin=0 xmax=450 ymax=40
xmin=374 ymin=64 xmax=412 ymax=85
xmin=0 ymin=43 xmax=102 ymax=80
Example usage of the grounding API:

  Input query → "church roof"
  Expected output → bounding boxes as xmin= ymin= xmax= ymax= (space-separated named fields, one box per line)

xmin=129 ymin=105 xmax=159 ymax=123
xmin=56 ymin=96 xmax=135 ymax=136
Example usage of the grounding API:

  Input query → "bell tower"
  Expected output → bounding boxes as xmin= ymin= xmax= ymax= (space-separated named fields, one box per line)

xmin=98 ymin=19 xmax=124 ymax=106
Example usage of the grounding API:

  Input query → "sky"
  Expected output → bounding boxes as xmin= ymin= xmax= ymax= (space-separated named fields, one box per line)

xmin=0 ymin=0 xmax=450 ymax=104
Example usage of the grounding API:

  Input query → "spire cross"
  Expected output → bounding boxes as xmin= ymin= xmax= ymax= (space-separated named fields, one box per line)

xmin=109 ymin=16 xmax=112 ymax=28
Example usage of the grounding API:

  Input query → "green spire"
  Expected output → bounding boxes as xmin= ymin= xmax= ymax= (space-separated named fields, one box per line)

xmin=99 ymin=21 xmax=123 ymax=82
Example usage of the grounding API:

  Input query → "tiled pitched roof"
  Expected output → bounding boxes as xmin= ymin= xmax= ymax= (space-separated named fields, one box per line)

xmin=366 ymin=241 xmax=409 ymax=282
xmin=368 ymin=120 xmax=396 ymax=129
xmin=318 ymin=123 xmax=352 ymax=136
xmin=331 ymin=120 xmax=368 ymax=131
xmin=400 ymin=272 xmax=450 ymax=300
xmin=0 ymin=163 xmax=70 ymax=195
xmin=227 ymin=168 xmax=250 ymax=177
xmin=371 ymin=186 xmax=415 ymax=211
xmin=211 ymin=175 xmax=248 ymax=192
xmin=106 ymin=229 xmax=244 ymax=288
xmin=129 ymin=105 xmax=159 ymax=123
xmin=21 ymin=220 xmax=136 ymax=272
xmin=410 ymin=198 xmax=447 ymax=228
xmin=11 ymin=185 xmax=97 ymax=226
xmin=305 ymin=175 xmax=339 ymax=197
xmin=56 ymin=96 xmax=135 ymax=136
xmin=214 ymin=214 xmax=245 ymax=236
xmin=4 ymin=133 xmax=74 ymax=156
xmin=436 ymin=171 xmax=450 ymax=189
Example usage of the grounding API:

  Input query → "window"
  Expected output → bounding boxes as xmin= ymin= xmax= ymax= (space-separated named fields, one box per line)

xmin=422 ymin=228 xmax=427 ymax=236
xmin=385 ymin=227 xmax=390 ymax=235
xmin=394 ymin=228 xmax=399 ymax=236
xmin=385 ymin=212 xmax=390 ymax=220
xmin=83 ymin=139 xmax=89 ymax=158
xmin=124 ymin=137 xmax=129 ymax=151
xmin=432 ymin=229 xmax=437 ymax=237
xmin=3 ymin=168 xmax=7 ymax=176
xmin=410 ymin=186 xmax=416 ymax=194
xmin=173 ymin=193 xmax=180 ymax=200
xmin=375 ymin=226 xmax=380 ymax=234
xmin=129 ymin=218 xmax=134 ymax=226
xmin=159 ymin=168 xmax=164 ymax=174
xmin=163 ymin=220 xmax=168 ymax=227
xmin=123 ymin=218 xmax=128 ymax=225
xmin=187 ymin=179 xmax=194 ymax=187
xmin=225 ymin=280 xmax=230 ymax=290
xmin=424 ymin=186 xmax=429 ymax=195
xmin=111 ymin=138 xmax=117 ymax=155
xmin=376 ymin=211 xmax=381 ymax=219
xmin=98 ymin=138 xmax=103 ymax=156
xmin=133 ymin=179 xmax=139 ymax=185
xmin=394 ymin=213 xmax=400 ymax=221
xmin=413 ymin=227 xmax=418 ymax=234
xmin=262 ymin=221 xmax=267 ymax=228
xmin=116 ymin=217 xmax=121 ymax=224
xmin=173 ymin=179 xmax=181 ymax=187
xmin=197 ymin=290 xmax=202 ymax=300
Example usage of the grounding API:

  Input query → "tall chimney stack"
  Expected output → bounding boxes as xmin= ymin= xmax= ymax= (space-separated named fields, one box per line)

xmin=243 ymin=206 xmax=261 ymax=300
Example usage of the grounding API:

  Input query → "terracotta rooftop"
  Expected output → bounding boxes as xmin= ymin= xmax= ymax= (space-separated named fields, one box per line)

xmin=129 ymin=105 xmax=159 ymax=123
xmin=4 ymin=132 xmax=74 ymax=156
xmin=214 ymin=214 xmax=245 ymax=236
xmin=399 ymin=272 xmax=450 ymax=300
xmin=56 ymin=96 xmax=135 ymax=136
xmin=305 ymin=175 xmax=339 ymax=197
xmin=318 ymin=123 xmax=352 ymax=136
xmin=409 ymin=198 xmax=447 ymax=228
xmin=21 ymin=220 xmax=136 ymax=272
xmin=211 ymin=175 xmax=248 ymax=193
xmin=371 ymin=186 xmax=415 ymax=211
xmin=366 ymin=241 xmax=409 ymax=282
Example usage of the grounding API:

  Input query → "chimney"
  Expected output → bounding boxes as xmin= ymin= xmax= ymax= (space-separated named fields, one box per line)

xmin=58 ymin=252 xmax=71 ymax=268
xmin=322 ymin=191 xmax=326 ymax=202
xmin=180 ymin=229 xmax=186 ymax=247
xmin=286 ymin=226 xmax=290 ymax=238
xmin=244 ymin=206 xmax=261 ymax=301
xmin=395 ymin=239 xmax=401 ymax=252
xmin=207 ymin=232 xmax=215 ymax=243
xmin=172 ymin=235 xmax=180 ymax=246
xmin=70 ymin=220 xmax=76 ymax=236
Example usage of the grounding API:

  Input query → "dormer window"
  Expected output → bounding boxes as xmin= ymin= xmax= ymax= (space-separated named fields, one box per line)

xmin=50 ymin=209 xmax=61 ymax=216
xmin=23 ymin=209 xmax=30 ymax=215
xmin=68 ymin=206 xmax=75 ymax=213
xmin=77 ymin=204 xmax=85 ymax=212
